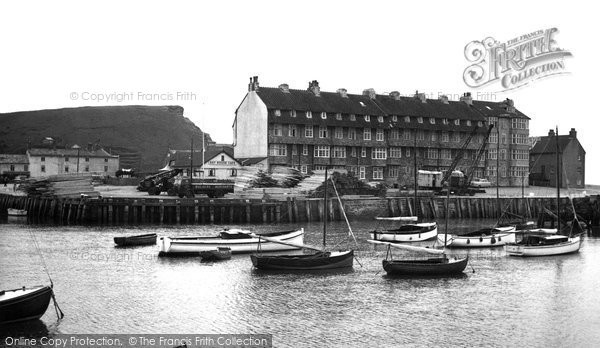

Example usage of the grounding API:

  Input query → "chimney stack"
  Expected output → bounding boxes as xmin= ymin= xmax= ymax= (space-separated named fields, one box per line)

xmin=362 ymin=88 xmax=376 ymax=100
xmin=389 ymin=91 xmax=401 ymax=100
xmin=248 ymin=76 xmax=260 ymax=92
xmin=337 ymin=88 xmax=348 ymax=98
xmin=569 ymin=128 xmax=577 ymax=138
xmin=548 ymin=129 xmax=555 ymax=137
xmin=414 ymin=90 xmax=426 ymax=103
xmin=460 ymin=92 xmax=473 ymax=105
xmin=308 ymin=80 xmax=320 ymax=96
xmin=278 ymin=83 xmax=290 ymax=93
xmin=439 ymin=95 xmax=449 ymax=104
xmin=504 ymin=98 xmax=515 ymax=112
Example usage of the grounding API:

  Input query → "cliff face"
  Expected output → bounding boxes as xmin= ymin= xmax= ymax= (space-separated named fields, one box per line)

xmin=0 ymin=105 xmax=213 ymax=173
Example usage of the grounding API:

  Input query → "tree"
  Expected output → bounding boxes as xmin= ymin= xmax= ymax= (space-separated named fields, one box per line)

xmin=249 ymin=170 xmax=279 ymax=188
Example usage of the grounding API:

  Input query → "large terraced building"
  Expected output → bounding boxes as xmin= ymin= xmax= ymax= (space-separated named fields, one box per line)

xmin=233 ymin=77 xmax=530 ymax=186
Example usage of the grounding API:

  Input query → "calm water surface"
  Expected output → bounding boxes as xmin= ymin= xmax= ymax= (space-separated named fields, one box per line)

xmin=1 ymin=219 xmax=599 ymax=347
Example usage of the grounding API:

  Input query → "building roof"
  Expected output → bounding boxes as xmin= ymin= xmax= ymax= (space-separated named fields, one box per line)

xmin=0 ymin=154 xmax=29 ymax=164
xmin=236 ymin=157 xmax=268 ymax=166
xmin=168 ymin=146 xmax=237 ymax=166
xmin=530 ymin=135 xmax=585 ymax=155
xmin=252 ymin=84 xmax=529 ymax=121
xmin=27 ymin=146 xmax=118 ymax=158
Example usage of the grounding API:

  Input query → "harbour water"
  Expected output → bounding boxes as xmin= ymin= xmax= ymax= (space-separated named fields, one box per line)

xmin=1 ymin=219 xmax=600 ymax=347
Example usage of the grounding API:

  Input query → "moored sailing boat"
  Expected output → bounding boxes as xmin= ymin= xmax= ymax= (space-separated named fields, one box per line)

xmin=251 ymin=169 xmax=355 ymax=271
xmin=370 ymin=222 xmax=438 ymax=242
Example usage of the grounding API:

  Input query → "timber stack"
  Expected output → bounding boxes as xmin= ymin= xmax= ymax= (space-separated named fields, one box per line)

xmin=17 ymin=174 xmax=99 ymax=198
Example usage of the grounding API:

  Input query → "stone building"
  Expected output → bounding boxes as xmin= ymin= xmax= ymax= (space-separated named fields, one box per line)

xmin=233 ymin=77 xmax=530 ymax=186
xmin=529 ymin=128 xmax=585 ymax=188
xmin=27 ymin=145 xmax=119 ymax=177
xmin=0 ymin=154 xmax=30 ymax=179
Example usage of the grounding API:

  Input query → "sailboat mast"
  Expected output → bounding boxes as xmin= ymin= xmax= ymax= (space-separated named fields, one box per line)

xmin=496 ymin=126 xmax=500 ymax=217
xmin=190 ymin=136 xmax=194 ymax=178
xmin=323 ymin=167 xmax=328 ymax=247
xmin=444 ymin=183 xmax=450 ymax=247
xmin=555 ymin=126 xmax=560 ymax=231
xmin=413 ymin=134 xmax=418 ymax=217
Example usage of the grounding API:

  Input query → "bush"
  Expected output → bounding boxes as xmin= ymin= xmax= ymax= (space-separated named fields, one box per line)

xmin=249 ymin=170 xmax=279 ymax=188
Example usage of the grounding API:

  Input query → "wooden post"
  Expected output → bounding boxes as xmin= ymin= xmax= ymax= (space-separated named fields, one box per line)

xmin=292 ymin=198 xmax=299 ymax=223
xmin=245 ymin=200 xmax=251 ymax=223
xmin=176 ymin=201 xmax=181 ymax=224
xmin=305 ymin=200 xmax=312 ymax=222
xmin=287 ymin=198 xmax=293 ymax=223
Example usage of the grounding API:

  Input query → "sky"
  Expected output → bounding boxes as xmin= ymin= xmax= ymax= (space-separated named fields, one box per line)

xmin=1 ymin=0 xmax=598 ymax=184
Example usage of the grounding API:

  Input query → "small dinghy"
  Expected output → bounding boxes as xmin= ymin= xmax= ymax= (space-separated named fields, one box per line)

xmin=0 ymin=286 xmax=53 ymax=324
xmin=114 ymin=233 xmax=157 ymax=247
xmin=7 ymin=208 xmax=27 ymax=217
xmin=199 ymin=247 xmax=232 ymax=261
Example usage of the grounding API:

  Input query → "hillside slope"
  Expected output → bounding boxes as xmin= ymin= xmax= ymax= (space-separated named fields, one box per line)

xmin=0 ymin=105 xmax=213 ymax=173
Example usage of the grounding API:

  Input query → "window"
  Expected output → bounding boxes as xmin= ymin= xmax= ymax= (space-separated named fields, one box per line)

xmin=274 ymin=109 xmax=281 ymax=117
xmin=364 ymin=115 xmax=371 ymax=122
xmin=488 ymin=117 xmax=498 ymax=128
xmin=454 ymin=119 xmax=460 ymax=126
xmin=372 ymin=148 xmax=387 ymax=159
xmin=85 ymin=166 xmax=89 ymax=172
xmin=231 ymin=169 xmax=237 ymax=177
xmin=510 ymin=166 xmax=528 ymax=177
xmin=65 ymin=166 xmax=69 ymax=173
xmin=392 ymin=115 xmax=398 ymax=122
xmin=390 ymin=129 xmax=400 ymax=140
xmin=404 ymin=129 xmax=412 ymax=140
xmin=332 ymin=146 xmax=346 ymax=158
xmin=348 ymin=128 xmax=356 ymax=140
xmin=350 ymin=114 xmax=356 ymax=121
xmin=41 ymin=165 xmax=45 ymax=172
xmin=441 ymin=132 xmax=449 ymax=142
xmin=319 ymin=126 xmax=328 ymax=138
xmin=431 ymin=131 xmax=437 ymax=142
xmin=404 ymin=116 xmax=410 ymax=123
xmin=292 ymin=145 xmax=297 ymax=155
xmin=501 ymin=134 xmax=507 ymax=144
xmin=511 ymin=150 xmax=528 ymax=160
xmin=490 ymin=132 xmax=498 ymax=143
xmin=41 ymin=157 xmax=45 ymax=162
xmin=452 ymin=132 xmax=461 ymax=142
xmin=335 ymin=127 xmax=343 ymax=139
xmin=389 ymin=147 xmax=402 ymax=158
xmin=104 ymin=166 xmax=108 ymax=172
xmin=321 ymin=112 xmax=327 ymax=119
xmin=302 ymin=145 xmax=308 ymax=156
xmin=273 ymin=124 xmax=283 ymax=136
xmin=417 ymin=117 xmax=423 ymax=123
xmin=85 ymin=157 xmax=90 ymax=162
xmin=290 ymin=110 xmax=296 ymax=117
xmin=488 ymin=148 xmax=497 ymax=160
xmin=376 ymin=129 xmax=384 ymax=141
xmin=269 ymin=144 xmax=287 ymax=156
xmin=361 ymin=147 xmax=366 ymax=157
xmin=511 ymin=133 xmax=527 ymax=144
xmin=305 ymin=125 xmax=313 ymax=138
xmin=417 ymin=130 xmax=425 ymax=141
xmin=289 ymin=124 xmax=297 ymax=137
xmin=306 ymin=110 xmax=312 ymax=119
xmin=388 ymin=166 xmax=400 ymax=178
xmin=351 ymin=147 xmax=357 ymax=157
xmin=104 ymin=158 xmax=108 ymax=162
xmin=440 ymin=149 xmax=451 ymax=159
xmin=378 ymin=116 xmax=384 ymax=123
xmin=336 ymin=113 xmax=342 ymax=120
xmin=500 ymin=149 xmax=507 ymax=160
xmin=65 ymin=157 xmax=70 ymax=162
xmin=300 ymin=165 xmax=308 ymax=174
xmin=430 ymin=118 xmax=435 ymax=124
xmin=359 ymin=166 xmax=366 ymax=180
xmin=443 ymin=118 xmax=449 ymax=125
xmin=24 ymin=165 xmax=28 ymax=171
xmin=427 ymin=148 xmax=439 ymax=159
xmin=405 ymin=148 xmax=411 ymax=157
xmin=467 ymin=120 xmax=472 ymax=126
xmin=478 ymin=121 xmax=484 ymax=127
xmin=208 ymin=169 xmax=216 ymax=177
xmin=314 ymin=145 xmax=330 ymax=158
xmin=511 ymin=118 xmax=529 ymax=129
xmin=363 ymin=128 xmax=372 ymax=140
xmin=487 ymin=166 xmax=496 ymax=177
xmin=373 ymin=167 xmax=384 ymax=180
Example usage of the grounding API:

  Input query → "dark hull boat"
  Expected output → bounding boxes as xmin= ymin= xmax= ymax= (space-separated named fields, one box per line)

xmin=0 ymin=286 xmax=53 ymax=325
xmin=251 ymin=250 xmax=354 ymax=271
xmin=200 ymin=247 xmax=232 ymax=261
xmin=114 ymin=233 xmax=157 ymax=247
xmin=382 ymin=256 xmax=469 ymax=276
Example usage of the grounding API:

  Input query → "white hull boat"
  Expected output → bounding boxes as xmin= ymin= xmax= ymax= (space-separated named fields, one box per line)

xmin=159 ymin=228 xmax=304 ymax=255
xmin=375 ymin=216 xmax=418 ymax=222
xmin=505 ymin=235 xmax=581 ymax=257
xmin=7 ymin=208 xmax=27 ymax=217
xmin=370 ymin=222 xmax=437 ymax=242
xmin=440 ymin=226 xmax=516 ymax=247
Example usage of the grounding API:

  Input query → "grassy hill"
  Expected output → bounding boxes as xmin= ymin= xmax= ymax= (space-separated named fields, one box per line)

xmin=0 ymin=105 xmax=213 ymax=173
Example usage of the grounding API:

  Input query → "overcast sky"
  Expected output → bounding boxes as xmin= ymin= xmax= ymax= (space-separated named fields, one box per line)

xmin=1 ymin=0 xmax=598 ymax=185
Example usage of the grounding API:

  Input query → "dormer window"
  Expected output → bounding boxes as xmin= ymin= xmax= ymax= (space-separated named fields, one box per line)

xmin=321 ymin=112 xmax=327 ymax=119
xmin=336 ymin=113 xmax=342 ymax=120
xmin=364 ymin=115 xmax=371 ymax=122
xmin=443 ymin=118 xmax=449 ymax=125
xmin=467 ymin=120 xmax=471 ymax=126
xmin=417 ymin=117 xmax=423 ymax=123
xmin=378 ymin=116 xmax=384 ymax=123
xmin=290 ymin=110 xmax=296 ymax=117
xmin=350 ymin=114 xmax=356 ymax=121
xmin=404 ymin=116 xmax=410 ymax=123
xmin=454 ymin=119 xmax=460 ymax=126
xmin=274 ymin=109 xmax=281 ymax=117
xmin=430 ymin=118 xmax=435 ymax=124
xmin=478 ymin=121 xmax=483 ymax=127
xmin=392 ymin=115 xmax=398 ymax=122
xmin=306 ymin=111 xmax=312 ymax=119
